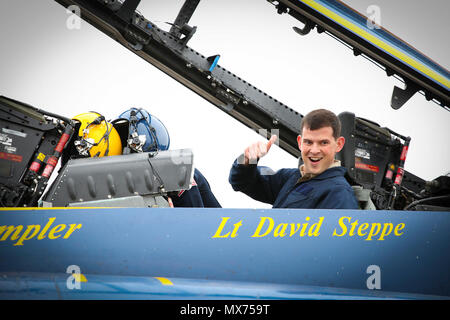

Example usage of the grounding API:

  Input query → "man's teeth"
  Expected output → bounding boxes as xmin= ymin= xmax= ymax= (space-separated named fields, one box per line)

xmin=309 ymin=157 xmax=322 ymax=162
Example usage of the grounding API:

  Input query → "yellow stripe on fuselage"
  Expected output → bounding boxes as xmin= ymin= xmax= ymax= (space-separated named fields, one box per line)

xmin=154 ymin=277 xmax=174 ymax=286
xmin=73 ymin=273 xmax=88 ymax=282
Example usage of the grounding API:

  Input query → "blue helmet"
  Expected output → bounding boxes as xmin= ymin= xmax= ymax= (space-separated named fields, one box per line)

xmin=116 ymin=108 xmax=170 ymax=153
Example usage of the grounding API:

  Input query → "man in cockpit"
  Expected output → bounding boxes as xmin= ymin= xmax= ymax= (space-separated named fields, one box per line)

xmin=229 ymin=108 xmax=358 ymax=209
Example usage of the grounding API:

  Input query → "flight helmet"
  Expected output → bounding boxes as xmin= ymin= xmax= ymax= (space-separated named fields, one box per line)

xmin=115 ymin=108 xmax=170 ymax=153
xmin=72 ymin=112 xmax=122 ymax=157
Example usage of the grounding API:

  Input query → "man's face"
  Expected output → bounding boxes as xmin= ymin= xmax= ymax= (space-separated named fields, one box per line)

xmin=297 ymin=126 xmax=345 ymax=175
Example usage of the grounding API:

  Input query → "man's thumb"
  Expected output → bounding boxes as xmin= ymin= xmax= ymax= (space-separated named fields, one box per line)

xmin=266 ymin=135 xmax=278 ymax=151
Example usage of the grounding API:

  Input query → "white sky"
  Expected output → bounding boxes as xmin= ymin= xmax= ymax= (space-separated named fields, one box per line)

xmin=0 ymin=0 xmax=448 ymax=208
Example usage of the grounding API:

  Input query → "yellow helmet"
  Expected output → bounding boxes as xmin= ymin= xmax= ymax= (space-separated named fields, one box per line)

xmin=72 ymin=112 xmax=122 ymax=157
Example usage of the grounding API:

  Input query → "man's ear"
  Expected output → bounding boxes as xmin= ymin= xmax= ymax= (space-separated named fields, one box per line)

xmin=297 ymin=135 xmax=302 ymax=150
xmin=336 ymin=136 xmax=345 ymax=152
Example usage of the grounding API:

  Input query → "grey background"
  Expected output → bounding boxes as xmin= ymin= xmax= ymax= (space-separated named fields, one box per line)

xmin=0 ymin=0 xmax=448 ymax=208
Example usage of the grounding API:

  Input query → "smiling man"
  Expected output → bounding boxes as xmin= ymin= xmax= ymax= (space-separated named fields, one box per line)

xmin=228 ymin=109 xmax=358 ymax=209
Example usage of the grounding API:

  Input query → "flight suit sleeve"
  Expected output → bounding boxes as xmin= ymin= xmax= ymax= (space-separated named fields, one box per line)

xmin=228 ymin=155 xmax=291 ymax=205
xmin=194 ymin=169 xmax=221 ymax=208
xmin=171 ymin=168 xmax=221 ymax=208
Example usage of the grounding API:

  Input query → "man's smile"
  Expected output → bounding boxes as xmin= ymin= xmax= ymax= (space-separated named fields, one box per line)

xmin=308 ymin=157 xmax=323 ymax=163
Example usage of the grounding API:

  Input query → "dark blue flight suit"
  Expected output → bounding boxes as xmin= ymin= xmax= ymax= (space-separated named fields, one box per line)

xmin=172 ymin=168 xmax=221 ymax=208
xmin=229 ymin=159 xmax=358 ymax=209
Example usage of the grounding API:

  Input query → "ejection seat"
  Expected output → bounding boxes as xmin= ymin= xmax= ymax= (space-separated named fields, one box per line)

xmin=336 ymin=112 xmax=380 ymax=210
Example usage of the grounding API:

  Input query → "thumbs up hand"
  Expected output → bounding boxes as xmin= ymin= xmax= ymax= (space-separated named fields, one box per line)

xmin=243 ymin=135 xmax=278 ymax=165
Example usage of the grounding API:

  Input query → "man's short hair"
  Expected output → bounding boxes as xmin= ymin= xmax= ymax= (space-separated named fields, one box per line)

xmin=300 ymin=109 xmax=341 ymax=139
